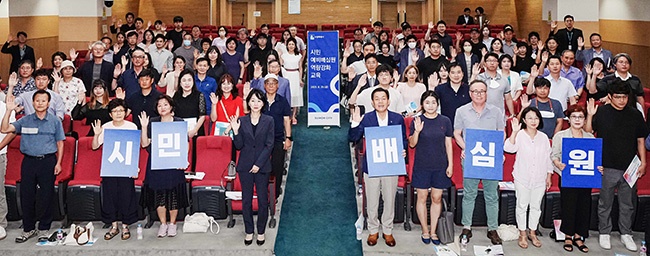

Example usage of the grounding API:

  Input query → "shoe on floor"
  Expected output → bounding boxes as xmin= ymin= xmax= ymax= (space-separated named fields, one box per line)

xmin=460 ymin=228 xmax=473 ymax=243
xmin=15 ymin=230 xmax=38 ymax=243
xmin=37 ymin=230 xmax=51 ymax=242
xmin=0 ymin=226 xmax=6 ymax=240
xmin=167 ymin=223 xmax=177 ymax=237
xmin=383 ymin=233 xmax=396 ymax=247
xmin=487 ymin=230 xmax=502 ymax=245
xmin=157 ymin=223 xmax=168 ymax=238
xmin=599 ymin=234 xmax=611 ymax=250
xmin=367 ymin=233 xmax=378 ymax=246
xmin=621 ymin=234 xmax=637 ymax=251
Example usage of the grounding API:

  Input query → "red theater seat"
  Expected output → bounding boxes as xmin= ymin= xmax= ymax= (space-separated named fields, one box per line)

xmin=66 ymin=137 xmax=103 ymax=221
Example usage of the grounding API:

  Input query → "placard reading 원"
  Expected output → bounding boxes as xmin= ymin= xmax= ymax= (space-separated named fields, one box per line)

xmin=364 ymin=125 xmax=406 ymax=177
xmin=151 ymin=122 xmax=189 ymax=170
xmin=561 ymin=138 xmax=602 ymax=188
xmin=307 ymin=31 xmax=340 ymax=127
xmin=101 ymin=129 xmax=141 ymax=177
xmin=463 ymin=129 xmax=504 ymax=180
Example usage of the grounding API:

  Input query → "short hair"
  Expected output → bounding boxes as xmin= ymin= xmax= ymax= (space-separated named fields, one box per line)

xmin=108 ymin=98 xmax=128 ymax=112
xmin=192 ymin=25 xmax=200 ymax=30
xmin=19 ymin=59 xmax=34 ymax=70
xmin=126 ymin=31 xmax=138 ymax=38
xmin=183 ymin=33 xmax=192 ymax=39
xmin=469 ymin=80 xmax=487 ymax=90
xmin=218 ymin=73 xmax=239 ymax=98
xmin=405 ymin=34 xmax=417 ymax=42
xmin=51 ymin=51 xmax=67 ymax=65
xmin=419 ymin=91 xmax=439 ymax=113
xmin=364 ymin=53 xmax=378 ymax=62
xmin=256 ymin=33 xmax=268 ymax=39
xmin=154 ymin=20 xmax=163 ymax=25
xmin=436 ymin=20 xmax=446 ymax=27
xmin=218 ymin=26 xmax=228 ymax=34
xmin=195 ymin=57 xmax=210 ymax=66
xmin=100 ymin=36 xmax=112 ymax=44
xmin=490 ymin=38 xmax=503 ymax=53
xmin=33 ymin=68 xmax=50 ymax=79
xmin=528 ymin=31 xmax=540 ymax=40
xmin=224 ymin=37 xmax=236 ymax=46
xmin=608 ymin=79 xmax=631 ymax=95
xmin=238 ymin=28 xmax=249 ymax=35
xmin=503 ymin=27 xmax=514 ymax=33
xmin=135 ymin=17 xmax=144 ymax=23
xmin=362 ymin=42 xmax=375 ymax=51
xmin=376 ymin=64 xmax=393 ymax=77
xmin=533 ymin=77 xmax=551 ymax=88
xmin=428 ymin=39 xmax=442 ymax=47
xmin=401 ymin=22 xmax=411 ymax=30
xmin=91 ymin=41 xmax=107 ymax=50
xmin=352 ymin=40 xmax=363 ymax=47
xmin=156 ymin=94 xmax=176 ymax=114
xmin=520 ymin=107 xmax=544 ymax=130
xmin=464 ymin=8 xmax=471 ymax=12
xmin=32 ymin=89 xmax=51 ymax=102
xmin=154 ymin=34 xmax=166 ymax=42
xmin=547 ymin=55 xmax=562 ymax=64
xmin=498 ymin=54 xmax=513 ymax=69
xmin=173 ymin=16 xmax=183 ymax=23
xmin=176 ymin=69 xmax=196 ymax=95
xmin=475 ymin=7 xmax=484 ymax=14
xmin=564 ymin=104 xmax=587 ymax=118
xmin=125 ymin=12 xmax=135 ymax=19
xmin=260 ymin=24 xmax=269 ymax=29
xmin=564 ymin=15 xmax=574 ymax=21
xmin=483 ymin=52 xmax=499 ymax=62
xmin=246 ymin=89 xmax=268 ymax=111
xmin=589 ymin=33 xmax=601 ymax=41
xmin=589 ymin=57 xmax=606 ymax=69
xmin=353 ymin=28 xmax=363 ymax=34
xmin=137 ymin=68 xmax=155 ymax=79
xmin=448 ymin=62 xmax=463 ymax=71
xmin=17 ymin=31 xmax=27 ymax=38
xmin=379 ymin=41 xmax=391 ymax=52
xmin=371 ymin=87 xmax=390 ymax=100
xmin=373 ymin=21 xmax=383 ymax=27
xmin=613 ymin=53 xmax=632 ymax=66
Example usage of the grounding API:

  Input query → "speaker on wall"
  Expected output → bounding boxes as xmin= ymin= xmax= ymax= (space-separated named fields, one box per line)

xmin=105 ymin=1 xmax=114 ymax=8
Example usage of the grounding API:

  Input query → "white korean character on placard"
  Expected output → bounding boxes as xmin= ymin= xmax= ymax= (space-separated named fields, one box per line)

xmin=470 ymin=141 xmax=495 ymax=167
xmin=371 ymin=138 xmax=399 ymax=164
xmin=568 ymin=149 xmax=595 ymax=175
xmin=158 ymin=133 xmax=181 ymax=157
xmin=108 ymin=141 xmax=133 ymax=165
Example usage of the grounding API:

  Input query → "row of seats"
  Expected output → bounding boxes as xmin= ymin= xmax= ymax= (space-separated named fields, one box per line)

xmin=355 ymin=116 xmax=650 ymax=232
xmin=4 ymin=133 xmax=277 ymax=229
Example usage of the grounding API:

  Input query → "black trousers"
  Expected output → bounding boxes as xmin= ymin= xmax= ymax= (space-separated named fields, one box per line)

xmin=239 ymin=170 xmax=269 ymax=235
xmin=271 ymin=142 xmax=286 ymax=199
xmin=20 ymin=154 xmax=56 ymax=232
xmin=560 ymin=186 xmax=592 ymax=237
xmin=101 ymin=177 xmax=138 ymax=225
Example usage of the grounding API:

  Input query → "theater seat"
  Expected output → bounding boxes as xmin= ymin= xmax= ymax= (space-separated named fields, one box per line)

xmin=134 ymin=148 xmax=148 ymax=221
xmin=72 ymin=119 xmax=91 ymax=138
xmin=66 ymin=137 xmax=102 ymax=221
xmin=5 ymin=135 xmax=23 ymax=221
xmin=498 ymin=152 xmax=517 ymax=225
xmin=191 ymin=136 xmax=231 ymax=220
xmin=633 ymin=151 xmax=650 ymax=231
xmin=63 ymin=114 xmax=72 ymax=134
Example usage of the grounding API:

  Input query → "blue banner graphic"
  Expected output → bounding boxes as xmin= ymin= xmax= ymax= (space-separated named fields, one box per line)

xmin=151 ymin=122 xmax=189 ymax=170
xmin=561 ymin=138 xmax=602 ymax=188
xmin=101 ymin=129 xmax=141 ymax=177
xmin=463 ymin=129 xmax=504 ymax=180
xmin=307 ymin=31 xmax=340 ymax=126
xmin=364 ymin=125 xmax=406 ymax=177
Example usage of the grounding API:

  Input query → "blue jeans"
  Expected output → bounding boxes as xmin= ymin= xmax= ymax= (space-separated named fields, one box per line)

xmin=462 ymin=178 xmax=499 ymax=230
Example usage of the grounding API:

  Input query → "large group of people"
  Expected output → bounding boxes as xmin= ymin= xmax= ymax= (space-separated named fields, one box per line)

xmin=345 ymin=8 xmax=650 ymax=254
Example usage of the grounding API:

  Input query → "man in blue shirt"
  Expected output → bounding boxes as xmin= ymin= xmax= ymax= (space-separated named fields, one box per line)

xmin=115 ymin=48 xmax=146 ymax=99
xmin=124 ymin=69 xmax=161 ymax=130
xmin=195 ymin=58 xmax=217 ymax=115
xmin=520 ymin=77 xmax=564 ymax=138
xmin=2 ymin=89 xmax=65 ymax=243
xmin=541 ymin=50 xmax=585 ymax=97
xmin=262 ymin=74 xmax=292 ymax=199
xmin=250 ymin=60 xmax=291 ymax=106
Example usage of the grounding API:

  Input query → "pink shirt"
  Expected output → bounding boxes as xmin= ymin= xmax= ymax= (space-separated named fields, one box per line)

xmin=504 ymin=130 xmax=554 ymax=189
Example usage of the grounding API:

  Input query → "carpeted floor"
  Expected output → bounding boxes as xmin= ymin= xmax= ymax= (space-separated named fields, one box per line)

xmin=274 ymin=112 xmax=362 ymax=256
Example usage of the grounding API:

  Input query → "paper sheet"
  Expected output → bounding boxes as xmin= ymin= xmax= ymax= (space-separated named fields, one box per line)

xmin=473 ymin=245 xmax=504 ymax=256
xmin=624 ymin=155 xmax=641 ymax=188
xmin=185 ymin=172 xmax=206 ymax=180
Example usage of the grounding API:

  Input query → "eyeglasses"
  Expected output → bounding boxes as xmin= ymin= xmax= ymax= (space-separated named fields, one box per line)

xmin=132 ymin=55 xmax=145 ymax=59
xmin=470 ymin=90 xmax=486 ymax=95
xmin=569 ymin=115 xmax=585 ymax=120
xmin=486 ymin=59 xmax=498 ymax=63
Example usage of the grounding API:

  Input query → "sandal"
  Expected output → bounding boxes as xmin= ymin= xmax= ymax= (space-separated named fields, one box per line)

xmin=563 ymin=238 xmax=573 ymax=252
xmin=518 ymin=235 xmax=529 ymax=249
xmin=104 ymin=226 xmax=119 ymax=240
xmin=121 ymin=226 xmax=131 ymax=240
xmin=430 ymin=234 xmax=441 ymax=245
xmin=573 ymin=237 xmax=589 ymax=253
xmin=528 ymin=233 xmax=542 ymax=248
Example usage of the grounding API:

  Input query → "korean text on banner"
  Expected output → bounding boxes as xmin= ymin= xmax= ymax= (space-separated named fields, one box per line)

xmin=307 ymin=31 xmax=340 ymax=127
xmin=561 ymin=138 xmax=603 ymax=188
xmin=151 ymin=121 xmax=189 ymax=170
xmin=364 ymin=125 xmax=406 ymax=177
xmin=101 ymin=129 xmax=141 ymax=177
xmin=463 ymin=129 xmax=504 ymax=180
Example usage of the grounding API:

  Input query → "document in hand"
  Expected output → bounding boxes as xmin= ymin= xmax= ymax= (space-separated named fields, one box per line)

xmin=623 ymin=155 xmax=641 ymax=188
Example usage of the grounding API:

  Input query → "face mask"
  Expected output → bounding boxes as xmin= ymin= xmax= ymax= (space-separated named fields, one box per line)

xmin=183 ymin=40 xmax=191 ymax=46
xmin=463 ymin=46 xmax=472 ymax=53
xmin=219 ymin=31 xmax=226 ymax=36
xmin=407 ymin=42 xmax=416 ymax=49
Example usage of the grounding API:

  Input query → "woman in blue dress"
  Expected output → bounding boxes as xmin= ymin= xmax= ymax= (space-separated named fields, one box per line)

xmin=408 ymin=90 xmax=453 ymax=245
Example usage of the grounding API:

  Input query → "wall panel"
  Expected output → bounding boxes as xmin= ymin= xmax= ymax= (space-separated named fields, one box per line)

xmin=280 ymin=0 xmax=372 ymax=25
xmin=442 ymin=0 xmax=517 ymax=28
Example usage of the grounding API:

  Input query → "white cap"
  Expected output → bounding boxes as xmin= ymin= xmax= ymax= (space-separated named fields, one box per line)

xmin=264 ymin=73 xmax=278 ymax=82
xmin=60 ymin=60 xmax=76 ymax=73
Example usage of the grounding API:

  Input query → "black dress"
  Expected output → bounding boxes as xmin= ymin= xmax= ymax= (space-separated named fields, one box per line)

xmin=207 ymin=62 xmax=228 ymax=82
xmin=172 ymin=90 xmax=207 ymax=136
xmin=71 ymin=101 xmax=111 ymax=136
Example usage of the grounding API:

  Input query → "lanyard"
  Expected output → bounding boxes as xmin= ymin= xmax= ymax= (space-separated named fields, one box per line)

xmin=567 ymin=31 xmax=573 ymax=42
xmin=535 ymin=99 xmax=554 ymax=112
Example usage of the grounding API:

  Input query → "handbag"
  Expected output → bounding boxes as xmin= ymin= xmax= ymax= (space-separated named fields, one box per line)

xmin=182 ymin=212 xmax=220 ymax=234
xmin=227 ymin=160 xmax=236 ymax=177
xmin=436 ymin=199 xmax=455 ymax=245
xmin=496 ymin=224 xmax=519 ymax=241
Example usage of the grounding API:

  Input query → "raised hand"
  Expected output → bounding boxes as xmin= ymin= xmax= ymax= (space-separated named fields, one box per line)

xmin=362 ymin=27 xmax=368 ymax=35
xmin=113 ymin=63 xmax=122 ymax=78
xmin=585 ymin=64 xmax=593 ymax=76
xmin=586 ymin=98 xmax=598 ymax=116
xmin=530 ymin=65 xmax=539 ymax=78
xmin=343 ymin=45 xmax=352 ymax=58
xmin=51 ymin=70 xmax=62 ymax=84
xmin=536 ymin=40 xmax=544 ymax=50
xmin=511 ymin=118 xmax=522 ymax=133
xmin=592 ymin=63 xmax=603 ymax=76
xmin=348 ymin=66 xmax=356 ymax=79
xmin=271 ymin=36 xmax=277 ymax=46
xmin=472 ymin=63 xmax=481 ymax=76
xmin=36 ymin=58 xmax=43 ymax=70
xmin=398 ymin=40 xmax=405 ymax=51
xmin=577 ymin=37 xmax=585 ymax=49
xmin=193 ymin=49 xmax=199 ymax=60
xmin=450 ymin=47 xmax=457 ymax=59
xmin=69 ymin=48 xmax=78 ymax=61
xmin=121 ymin=55 xmax=128 ymax=68
xmin=455 ymin=31 xmax=463 ymax=42
xmin=138 ymin=111 xmax=149 ymax=128
xmin=147 ymin=20 xmax=152 ymax=29
xmin=357 ymin=73 xmax=368 ymax=88
xmin=520 ymin=94 xmax=531 ymax=109
xmin=162 ymin=64 xmax=168 ymax=75
xmin=91 ymin=119 xmax=102 ymax=136
xmin=111 ymin=16 xmax=116 ymax=25
xmin=245 ymin=41 xmax=251 ymax=50
xmin=228 ymin=115 xmax=241 ymax=132
xmin=428 ymin=21 xmax=435 ymax=30
xmin=250 ymin=29 xmax=256 ymax=37
xmin=480 ymin=47 xmax=488 ymax=57
xmin=413 ymin=116 xmax=424 ymax=132
xmin=115 ymin=87 xmax=126 ymax=99
xmin=497 ymin=31 xmax=505 ymax=40
xmin=541 ymin=51 xmax=549 ymax=63
xmin=116 ymin=19 xmax=123 ymax=29
xmin=209 ymin=92 xmax=219 ymax=104
xmin=352 ymin=105 xmax=363 ymax=123
xmin=513 ymin=47 xmax=520 ymax=56
xmin=550 ymin=21 xmax=558 ymax=31
xmin=411 ymin=50 xmax=420 ymax=63
xmin=253 ymin=61 xmax=263 ymax=78
xmin=7 ymin=72 xmax=17 ymax=88
xmin=167 ymin=40 xmax=174 ymax=51
xmin=5 ymin=95 xmax=17 ymax=111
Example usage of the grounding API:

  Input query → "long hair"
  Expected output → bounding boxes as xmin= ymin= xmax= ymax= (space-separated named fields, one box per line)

xmin=175 ymin=69 xmax=197 ymax=96
xmin=400 ymin=65 xmax=420 ymax=83
xmin=206 ymin=46 xmax=223 ymax=66
xmin=285 ymin=37 xmax=300 ymax=55
xmin=216 ymin=73 xmax=239 ymax=99
xmin=89 ymin=79 xmax=110 ymax=109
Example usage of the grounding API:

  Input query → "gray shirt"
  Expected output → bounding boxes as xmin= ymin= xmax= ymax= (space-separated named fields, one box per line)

xmin=476 ymin=72 xmax=510 ymax=113
xmin=454 ymin=102 xmax=506 ymax=132
xmin=15 ymin=89 xmax=66 ymax=120
xmin=174 ymin=46 xmax=197 ymax=70
xmin=150 ymin=48 xmax=174 ymax=73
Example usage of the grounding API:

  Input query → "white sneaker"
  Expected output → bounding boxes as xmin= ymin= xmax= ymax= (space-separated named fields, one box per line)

xmin=621 ymin=234 xmax=637 ymax=251
xmin=599 ymin=234 xmax=611 ymax=249
xmin=0 ymin=226 xmax=6 ymax=240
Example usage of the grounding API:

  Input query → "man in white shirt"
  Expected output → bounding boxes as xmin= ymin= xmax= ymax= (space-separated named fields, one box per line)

xmin=527 ymin=55 xmax=577 ymax=111
xmin=351 ymin=64 xmax=404 ymax=114
xmin=149 ymin=34 xmax=173 ymax=74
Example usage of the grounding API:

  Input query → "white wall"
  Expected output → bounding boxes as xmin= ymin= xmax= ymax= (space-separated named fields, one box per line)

xmin=58 ymin=0 xmax=102 ymax=17
xmin=558 ymin=0 xmax=599 ymax=22
xmin=0 ymin=0 xmax=9 ymax=18
xmin=600 ymin=0 xmax=650 ymax=21
xmin=8 ymin=0 xmax=59 ymax=17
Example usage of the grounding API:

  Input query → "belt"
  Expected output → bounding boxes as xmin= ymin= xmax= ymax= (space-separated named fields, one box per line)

xmin=284 ymin=68 xmax=299 ymax=72
xmin=24 ymin=153 xmax=56 ymax=160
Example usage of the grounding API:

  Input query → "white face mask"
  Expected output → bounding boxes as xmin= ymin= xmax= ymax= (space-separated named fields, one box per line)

xmin=463 ymin=46 xmax=472 ymax=53
xmin=407 ymin=42 xmax=416 ymax=49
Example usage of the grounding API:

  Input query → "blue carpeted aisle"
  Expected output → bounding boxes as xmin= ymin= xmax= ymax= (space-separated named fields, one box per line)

xmin=274 ymin=112 xmax=362 ymax=256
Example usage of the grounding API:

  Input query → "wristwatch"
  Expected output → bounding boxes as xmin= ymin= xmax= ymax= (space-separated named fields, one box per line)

xmin=286 ymin=136 xmax=293 ymax=141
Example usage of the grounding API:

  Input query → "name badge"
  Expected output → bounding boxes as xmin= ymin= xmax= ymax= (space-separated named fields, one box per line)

xmin=489 ymin=80 xmax=500 ymax=89
xmin=21 ymin=127 xmax=38 ymax=134
xmin=568 ymin=45 xmax=572 ymax=50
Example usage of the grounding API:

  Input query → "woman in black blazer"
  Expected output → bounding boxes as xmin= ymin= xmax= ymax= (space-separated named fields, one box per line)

xmin=228 ymin=89 xmax=274 ymax=246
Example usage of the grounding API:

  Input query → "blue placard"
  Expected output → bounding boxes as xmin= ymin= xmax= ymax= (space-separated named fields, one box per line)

xmin=307 ymin=31 xmax=340 ymax=127
xmin=101 ymin=129 xmax=141 ymax=177
xmin=463 ymin=129 xmax=504 ymax=180
xmin=364 ymin=125 xmax=406 ymax=177
xmin=151 ymin=122 xmax=189 ymax=170
xmin=561 ymin=138 xmax=602 ymax=188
